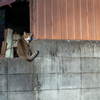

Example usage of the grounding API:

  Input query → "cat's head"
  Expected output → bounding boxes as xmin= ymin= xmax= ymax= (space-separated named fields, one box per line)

xmin=23 ymin=31 xmax=32 ymax=42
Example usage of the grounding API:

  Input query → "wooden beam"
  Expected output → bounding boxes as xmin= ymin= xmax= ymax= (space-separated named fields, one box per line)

xmin=0 ymin=41 xmax=7 ymax=57
xmin=13 ymin=34 xmax=21 ymax=47
xmin=5 ymin=28 xmax=13 ymax=58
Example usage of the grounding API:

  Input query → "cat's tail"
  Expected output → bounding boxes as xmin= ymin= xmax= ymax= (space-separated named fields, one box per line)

xmin=26 ymin=51 xmax=39 ymax=61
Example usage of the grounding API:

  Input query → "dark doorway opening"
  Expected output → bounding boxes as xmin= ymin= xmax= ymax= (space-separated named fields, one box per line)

xmin=0 ymin=9 xmax=5 ymax=53
xmin=0 ymin=0 xmax=30 ymax=57
xmin=6 ymin=1 xmax=30 ymax=35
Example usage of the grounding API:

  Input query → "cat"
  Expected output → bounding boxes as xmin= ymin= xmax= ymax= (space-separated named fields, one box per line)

xmin=17 ymin=31 xmax=38 ymax=61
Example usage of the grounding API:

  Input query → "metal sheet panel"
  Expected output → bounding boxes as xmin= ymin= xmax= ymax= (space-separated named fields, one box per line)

xmin=52 ymin=0 xmax=60 ymax=39
xmin=74 ymin=0 xmax=81 ymax=40
xmin=38 ymin=0 xmax=45 ymax=39
xmin=60 ymin=0 xmax=68 ymax=39
xmin=32 ymin=0 xmax=100 ymax=40
xmin=45 ymin=0 xmax=52 ymax=39
xmin=67 ymin=0 xmax=75 ymax=40
xmin=81 ymin=0 xmax=89 ymax=40
xmin=88 ymin=0 xmax=95 ymax=40
xmin=95 ymin=0 xmax=100 ymax=40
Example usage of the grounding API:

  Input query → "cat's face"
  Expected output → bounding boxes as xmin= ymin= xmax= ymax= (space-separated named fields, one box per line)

xmin=23 ymin=32 xmax=32 ymax=41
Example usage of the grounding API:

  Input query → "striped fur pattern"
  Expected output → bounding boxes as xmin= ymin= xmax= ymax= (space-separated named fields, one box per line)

xmin=17 ymin=32 xmax=38 ymax=61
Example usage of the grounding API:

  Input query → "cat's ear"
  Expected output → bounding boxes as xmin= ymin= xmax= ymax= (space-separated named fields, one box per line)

xmin=24 ymin=31 xmax=26 ymax=36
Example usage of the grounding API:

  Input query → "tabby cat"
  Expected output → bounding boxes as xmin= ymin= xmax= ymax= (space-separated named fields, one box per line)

xmin=17 ymin=32 xmax=38 ymax=61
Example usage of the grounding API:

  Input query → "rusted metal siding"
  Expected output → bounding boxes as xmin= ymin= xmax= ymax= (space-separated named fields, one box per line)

xmin=31 ymin=0 xmax=100 ymax=40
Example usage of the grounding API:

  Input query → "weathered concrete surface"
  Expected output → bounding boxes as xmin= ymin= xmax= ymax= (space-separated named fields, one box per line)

xmin=8 ymin=92 xmax=33 ymax=100
xmin=82 ymin=89 xmax=100 ymax=100
xmin=38 ymin=74 xmax=58 ymax=90
xmin=0 ymin=58 xmax=7 ymax=74
xmin=30 ymin=40 xmax=100 ymax=57
xmin=58 ymin=90 xmax=81 ymax=100
xmin=8 ymin=58 xmax=33 ymax=74
xmin=33 ymin=57 xmax=59 ymax=73
xmin=0 ymin=75 xmax=7 ymax=91
xmin=82 ymin=74 xmax=100 ymax=88
xmin=31 ymin=40 xmax=100 ymax=100
xmin=0 ymin=40 xmax=100 ymax=100
xmin=82 ymin=58 xmax=100 ymax=72
xmin=8 ymin=74 xmax=32 ymax=91
xmin=0 ymin=92 xmax=7 ymax=100
xmin=59 ymin=58 xmax=80 ymax=73
xmin=37 ymin=90 xmax=58 ymax=100
xmin=59 ymin=74 xmax=81 ymax=89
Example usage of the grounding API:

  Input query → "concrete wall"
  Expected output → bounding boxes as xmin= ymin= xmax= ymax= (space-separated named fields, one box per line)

xmin=0 ymin=40 xmax=100 ymax=100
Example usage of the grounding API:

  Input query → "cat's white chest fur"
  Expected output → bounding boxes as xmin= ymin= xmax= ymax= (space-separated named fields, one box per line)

xmin=25 ymin=36 xmax=31 ymax=43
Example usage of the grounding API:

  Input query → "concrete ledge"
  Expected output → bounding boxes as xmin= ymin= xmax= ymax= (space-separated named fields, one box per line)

xmin=30 ymin=40 xmax=81 ymax=57
xmin=30 ymin=40 xmax=100 ymax=57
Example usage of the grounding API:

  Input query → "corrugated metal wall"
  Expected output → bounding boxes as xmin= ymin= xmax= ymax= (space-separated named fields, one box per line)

xmin=32 ymin=0 xmax=100 ymax=40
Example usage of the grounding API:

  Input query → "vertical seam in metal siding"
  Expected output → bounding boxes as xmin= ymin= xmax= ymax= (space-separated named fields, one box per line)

xmin=94 ymin=0 xmax=96 ymax=40
xmin=44 ymin=0 xmax=46 ymax=39
xmin=37 ymin=0 xmax=39 ymax=39
xmin=80 ymin=0 xmax=82 ymax=39
xmin=51 ymin=0 xmax=53 ymax=39
xmin=73 ymin=0 xmax=75 ymax=39
xmin=80 ymin=0 xmax=83 ymax=39
xmin=93 ymin=0 xmax=95 ymax=40
xmin=33 ymin=0 xmax=36 ymax=38
xmin=66 ymin=0 xmax=68 ymax=39
xmin=67 ymin=0 xmax=69 ymax=39
xmin=59 ymin=0 xmax=61 ymax=39
xmin=87 ymin=0 xmax=89 ymax=40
